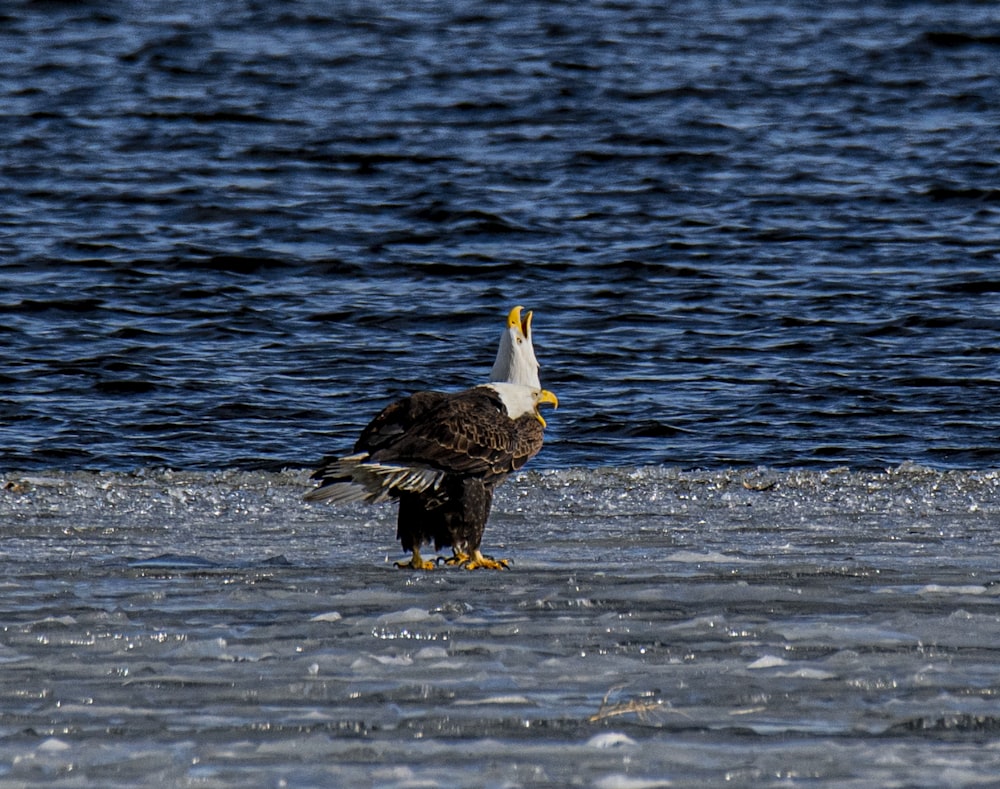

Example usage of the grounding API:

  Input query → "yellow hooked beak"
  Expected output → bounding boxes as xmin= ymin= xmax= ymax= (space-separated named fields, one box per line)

xmin=507 ymin=305 xmax=532 ymax=340
xmin=534 ymin=388 xmax=558 ymax=427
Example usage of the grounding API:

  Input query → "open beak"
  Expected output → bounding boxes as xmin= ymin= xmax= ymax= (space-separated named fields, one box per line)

xmin=507 ymin=305 xmax=532 ymax=340
xmin=534 ymin=389 xmax=558 ymax=427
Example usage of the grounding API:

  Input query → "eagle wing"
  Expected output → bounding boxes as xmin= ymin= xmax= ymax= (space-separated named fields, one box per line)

xmin=308 ymin=391 xmax=449 ymax=482
xmin=370 ymin=388 xmax=528 ymax=481
xmin=354 ymin=391 xmax=451 ymax=453
xmin=509 ymin=414 xmax=544 ymax=471
xmin=306 ymin=387 xmax=541 ymax=504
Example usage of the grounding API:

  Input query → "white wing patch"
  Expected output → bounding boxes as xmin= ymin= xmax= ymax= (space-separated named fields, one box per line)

xmin=305 ymin=453 xmax=445 ymax=505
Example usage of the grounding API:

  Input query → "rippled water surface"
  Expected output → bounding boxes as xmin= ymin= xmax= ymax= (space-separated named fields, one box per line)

xmin=3 ymin=0 xmax=1000 ymax=471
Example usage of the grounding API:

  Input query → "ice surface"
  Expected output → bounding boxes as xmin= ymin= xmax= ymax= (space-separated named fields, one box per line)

xmin=2 ymin=466 xmax=1000 ymax=786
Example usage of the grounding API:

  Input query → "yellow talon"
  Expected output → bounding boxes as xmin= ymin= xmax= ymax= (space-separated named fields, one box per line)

xmin=462 ymin=550 xmax=509 ymax=571
xmin=442 ymin=550 xmax=471 ymax=566
xmin=393 ymin=547 xmax=436 ymax=570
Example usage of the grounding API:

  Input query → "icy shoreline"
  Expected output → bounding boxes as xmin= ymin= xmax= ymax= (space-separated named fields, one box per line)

xmin=3 ymin=465 xmax=1000 ymax=787
xmin=6 ymin=461 xmax=1000 ymax=506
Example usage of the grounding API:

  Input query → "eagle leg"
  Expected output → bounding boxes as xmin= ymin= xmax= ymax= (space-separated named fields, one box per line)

xmin=393 ymin=546 xmax=436 ymax=571
xmin=461 ymin=549 xmax=509 ymax=571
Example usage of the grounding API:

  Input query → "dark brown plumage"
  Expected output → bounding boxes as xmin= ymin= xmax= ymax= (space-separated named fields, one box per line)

xmin=306 ymin=383 xmax=552 ymax=569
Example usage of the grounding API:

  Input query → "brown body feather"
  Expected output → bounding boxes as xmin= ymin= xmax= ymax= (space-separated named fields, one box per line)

xmin=308 ymin=387 xmax=544 ymax=557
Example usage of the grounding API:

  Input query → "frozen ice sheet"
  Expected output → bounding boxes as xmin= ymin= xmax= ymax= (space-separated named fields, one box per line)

xmin=2 ymin=466 xmax=1000 ymax=786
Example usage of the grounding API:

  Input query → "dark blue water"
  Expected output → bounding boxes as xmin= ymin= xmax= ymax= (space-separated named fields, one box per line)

xmin=3 ymin=0 xmax=1000 ymax=472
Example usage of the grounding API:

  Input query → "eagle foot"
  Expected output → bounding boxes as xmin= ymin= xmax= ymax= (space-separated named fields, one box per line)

xmin=461 ymin=550 xmax=509 ymax=571
xmin=439 ymin=550 xmax=470 ymax=567
xmin=394 ymin=548 xmax=436 ymax=570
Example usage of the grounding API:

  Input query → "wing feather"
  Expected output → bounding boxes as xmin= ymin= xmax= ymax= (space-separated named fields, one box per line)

xmin=369 ymin=389 xmax=525 ymax=480
xmin=306 ymin=387 xmax=543 ymax=504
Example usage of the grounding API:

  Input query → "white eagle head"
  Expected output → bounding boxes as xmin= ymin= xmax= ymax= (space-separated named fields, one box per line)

xmin=489 ymin=305 xmax=541 ymax=389
xmin=487 ymin=382 xmax=559 ymax=427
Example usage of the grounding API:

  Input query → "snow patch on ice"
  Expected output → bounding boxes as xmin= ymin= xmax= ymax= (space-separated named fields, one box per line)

xmin=775 ymin=668 xmax=837 ymax=680
xmin=748 ymin=655 xmax=788 ymax=669
xmin=376 ymin=607 xmax=440 ymax=625
xmin=36 ymin=738 xmax=71 ymax=753
xmin=593 ymin=774 xmax=671 ymax=789
xmin=413 ymin=646 xmax=450 ymax=660
xmin=369 ymin=654 xmax=414 ymax=666
xmin=454 ymin=694 xmax=533 ymax=706
xmin=665 ymin=550 xmax=750 ymax=564
xmin=310 ymin=611 xmax=343 ymax=622
xmin=917 ymin=584 xmax=987 ymax=596
xmin=586 ymin=732 xmax=638 ymax=749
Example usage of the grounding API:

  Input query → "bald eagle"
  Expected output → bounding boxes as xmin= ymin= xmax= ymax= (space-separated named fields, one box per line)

xmin=305 ymin=307 xmax=556 ymax=570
